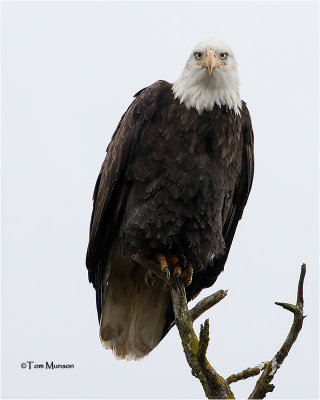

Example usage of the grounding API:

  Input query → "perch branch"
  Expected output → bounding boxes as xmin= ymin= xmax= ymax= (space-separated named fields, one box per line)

xmin=190 ymin=290 xmax=229 ymax=322
xmin=167 ymin=289 xmax=228 ymax=332
xmin=248 ymin=264 xmax=306 ymax=399
xmin=170 ymin=279 xmax=234 ymax=399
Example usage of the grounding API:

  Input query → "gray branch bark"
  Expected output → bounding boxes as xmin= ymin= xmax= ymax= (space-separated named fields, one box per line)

xmin=169 ymin=264 xmax=306 ymax=399
xmin=168 ymin=289 xmax=228 ymax=332
xmin=226 ymin=362 xmax=268 ymax=385
xmin=170 ymin=280 xmax=235 ymax=399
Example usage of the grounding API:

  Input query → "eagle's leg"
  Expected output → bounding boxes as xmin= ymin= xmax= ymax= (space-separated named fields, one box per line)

xmin=157 ymin=253 xmax=170 ymax=280
xmin=185 ymin=263 xmax=193 ymax=286
xmin=179 ymin=253 xmax=187 ymax=268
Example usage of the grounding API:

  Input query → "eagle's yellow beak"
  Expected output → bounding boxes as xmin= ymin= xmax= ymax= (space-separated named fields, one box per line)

xmin=197 ymin=50 xmax=224 ymax=75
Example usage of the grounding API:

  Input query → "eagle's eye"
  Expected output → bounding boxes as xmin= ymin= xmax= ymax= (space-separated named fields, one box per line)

xmin=220 ymin=53 xmax=228 ymax=60
xmin=194 ymin=52 xmax=203 ymax=60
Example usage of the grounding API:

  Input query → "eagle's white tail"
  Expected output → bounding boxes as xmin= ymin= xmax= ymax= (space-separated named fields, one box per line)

xmin=99 ymin=258 xmax=170 ymax=360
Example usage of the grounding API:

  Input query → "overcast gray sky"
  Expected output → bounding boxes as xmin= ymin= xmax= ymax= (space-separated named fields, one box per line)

xmin=2 ymin=1 xmax=319 ymax=399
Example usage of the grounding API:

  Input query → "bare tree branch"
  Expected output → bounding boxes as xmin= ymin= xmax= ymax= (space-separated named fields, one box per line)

xmin=168 ymin=289 xmax=228 ymax=332
xmin=169 ymin=264 xmax=306 ymax=399
xmin=248 ymin=264 xmax=306 ymax=399
xmin=226 ymin=362 xmax=268 ymax=385
xmin=170 ymin=279 xmax=234 ymax=399
xmin=190 ymin=290 xmax=229 ymax=322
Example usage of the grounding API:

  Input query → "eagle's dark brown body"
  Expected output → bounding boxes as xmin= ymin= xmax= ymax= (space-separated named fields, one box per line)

xmin=86 ymin=80 xmax=254 ymax=358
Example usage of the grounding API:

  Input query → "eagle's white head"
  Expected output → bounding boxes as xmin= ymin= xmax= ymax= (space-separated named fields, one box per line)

xmin=172 ymin=37 xmax=241 ymax=114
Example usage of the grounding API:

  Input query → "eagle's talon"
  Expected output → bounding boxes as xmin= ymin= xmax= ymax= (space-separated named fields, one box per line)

xmin=172 ymin=272 xmax=181 ymax=286
xmin=180 ymin=254 xmax=187 ymax=268
xmin=157 ymin=253 xmax=171 ymax=279
xmin=144 ymin=269 xmax=156 ymax=287
xmin=144 ymin=271 xmax=150 ymax=287
xmin=131 ymin=251 xmax=141 ymax=264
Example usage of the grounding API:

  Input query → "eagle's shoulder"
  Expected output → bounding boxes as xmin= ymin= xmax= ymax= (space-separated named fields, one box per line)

xmin=240 ymin=100 xmax=252 ymax=124
xmin=102 ymin=80 xmax=172 ymax=172
xmin=134 ymin=80 xmax=173 ymax=99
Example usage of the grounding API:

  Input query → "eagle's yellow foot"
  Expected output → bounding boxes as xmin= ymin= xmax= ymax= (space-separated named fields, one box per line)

xmin=157 ymin=253 xmax=170 ymax=280
xmin=185 ymin=263 xmax=193 ymax=286
xmin=173 ymin=264 xmax=182 ymax=277
xmin=168 ymin=255 xmax=179 ymax=265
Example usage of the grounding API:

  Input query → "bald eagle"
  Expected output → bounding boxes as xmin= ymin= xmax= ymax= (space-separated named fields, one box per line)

xmin=86 ymin=37 xmax=254 ymax=360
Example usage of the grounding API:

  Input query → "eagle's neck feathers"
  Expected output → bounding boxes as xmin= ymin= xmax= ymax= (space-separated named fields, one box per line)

xmin=172 ymin=67 xmax=242 ymax=115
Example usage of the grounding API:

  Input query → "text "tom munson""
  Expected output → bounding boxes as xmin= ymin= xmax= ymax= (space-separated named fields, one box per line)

xmin=21 ymin=361 xmax=74 ymax=370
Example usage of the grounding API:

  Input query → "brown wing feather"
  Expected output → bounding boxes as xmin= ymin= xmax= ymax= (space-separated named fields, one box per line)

xmin=86 ymin=81 xmax=164 ymax=318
